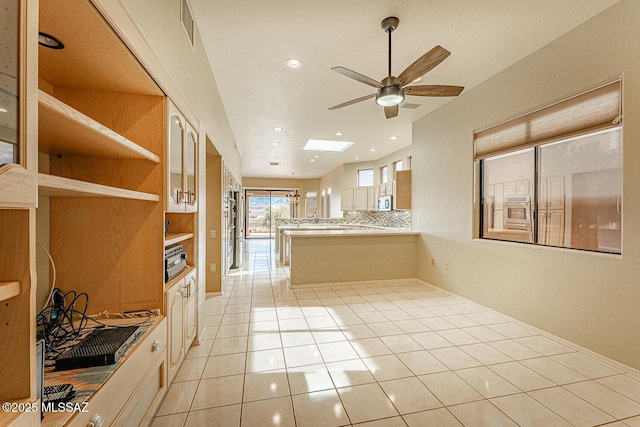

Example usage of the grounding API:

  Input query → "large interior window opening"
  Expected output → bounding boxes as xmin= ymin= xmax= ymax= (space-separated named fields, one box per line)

xmin=476 ymin=78 xmax=622 ymax=254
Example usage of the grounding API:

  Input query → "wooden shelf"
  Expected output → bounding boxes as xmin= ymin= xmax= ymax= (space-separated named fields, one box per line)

xmin=165 ymin=232 xmax=194 ymax=247
xmin=0 ymin=282 xmax=20 ymax=302
xmin=38 ymin=90 xmax=160 ymax=163
xmin=38 ymin=173 xmax=159 ymax=201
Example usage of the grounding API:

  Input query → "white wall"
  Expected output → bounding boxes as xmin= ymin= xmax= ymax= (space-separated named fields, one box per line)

xmin=319 ymin=165 xmax=343 ymax=218
xmin=412 ymin=0 xmax=640 ymax=369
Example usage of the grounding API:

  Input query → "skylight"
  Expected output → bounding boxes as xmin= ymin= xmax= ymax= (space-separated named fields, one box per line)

xmin=303 ymin=139 xmax=354 ymax=153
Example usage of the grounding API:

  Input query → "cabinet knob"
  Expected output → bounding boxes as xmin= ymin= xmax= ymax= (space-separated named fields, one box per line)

xmin=87 ymin=414 xmax=104 ymax=427
xmin=152 ymin=340 xmax=161 ymax=352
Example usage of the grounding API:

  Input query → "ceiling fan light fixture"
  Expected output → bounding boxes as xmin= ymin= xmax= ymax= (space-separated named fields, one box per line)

xmin=376 ymin=86 xmax=404 ymax=107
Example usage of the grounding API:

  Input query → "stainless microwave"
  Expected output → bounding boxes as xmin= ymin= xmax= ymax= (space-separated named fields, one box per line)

xmin=378 ymin=195 xmax=392 ymax=211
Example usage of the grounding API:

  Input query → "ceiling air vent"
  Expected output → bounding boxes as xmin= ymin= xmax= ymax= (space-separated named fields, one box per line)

xmin=401 ymin=103 xmax=421 ymax=110
xmin=181 ymin=0 xmax=195 ymax=47
xmin=270 ymin=162 xmax=279 ymax=166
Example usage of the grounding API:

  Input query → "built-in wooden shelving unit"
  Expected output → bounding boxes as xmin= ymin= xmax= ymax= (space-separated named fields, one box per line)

xmin=0 ymin=282 xmax=20 ymax=303
xmin=38 ymin=173 xmax=159 ymax=201
xmin=165 ymin=232 xmax=195 ymax=247
xmin=38 ymin=90 xmax=159 ymax=162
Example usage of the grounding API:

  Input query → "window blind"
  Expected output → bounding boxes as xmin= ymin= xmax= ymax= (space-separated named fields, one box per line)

xmin=474 ymin=79 xmax=621 ymax=160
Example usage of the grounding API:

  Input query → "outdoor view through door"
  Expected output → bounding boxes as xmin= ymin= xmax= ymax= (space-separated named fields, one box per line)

xmin=245 ymin=189 xmax=292 ymax=238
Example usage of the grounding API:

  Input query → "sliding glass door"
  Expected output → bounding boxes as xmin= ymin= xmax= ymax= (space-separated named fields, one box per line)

xmin=245 ymin=189 xmax=292 ymax=239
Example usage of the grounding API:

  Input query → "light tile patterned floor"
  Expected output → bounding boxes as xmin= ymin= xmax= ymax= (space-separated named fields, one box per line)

xmin=151 ymin=240 xmax=640 ymax=427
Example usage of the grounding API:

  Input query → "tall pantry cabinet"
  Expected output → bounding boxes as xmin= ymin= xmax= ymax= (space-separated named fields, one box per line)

xmin=0 ymin=0 xmax=201 ymax=425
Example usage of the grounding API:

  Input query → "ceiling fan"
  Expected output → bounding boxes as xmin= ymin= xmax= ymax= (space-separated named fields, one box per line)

xmin=329 ymin=16 xmax=464 ymax=119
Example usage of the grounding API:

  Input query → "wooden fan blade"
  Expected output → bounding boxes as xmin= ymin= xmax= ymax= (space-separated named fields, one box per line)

xmin=331 ymin=67 xmax=383 ymax=89
xmin=328 ymin=93 xmax=376 ymax=110
xmin=404 ymin=85 xmax=464 ymax=97
xmin=396 ymin=46 xmax=451 ymax=87
xmin=384 ymin=105 xmax=399 ymax=119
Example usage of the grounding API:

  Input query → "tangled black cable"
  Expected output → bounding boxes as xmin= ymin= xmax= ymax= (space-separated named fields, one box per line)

xmin=37 ymin=288 xmax=159 ymax=361
xmin=37 ymin=288 xmax=90 ymax=360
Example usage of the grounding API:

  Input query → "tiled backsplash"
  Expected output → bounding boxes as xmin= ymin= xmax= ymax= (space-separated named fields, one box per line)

xmin=275 ymin=210 xmax=411 ymax=229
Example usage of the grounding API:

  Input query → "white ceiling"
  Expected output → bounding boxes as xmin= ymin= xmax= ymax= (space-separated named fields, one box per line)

xmin=190 ymin=0 xmax=619 ymax=179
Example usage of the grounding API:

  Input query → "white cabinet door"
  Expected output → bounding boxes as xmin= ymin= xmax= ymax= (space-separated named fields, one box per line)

xmin=354 ymin=187 xmax=368 ymax=211
xmin=547 ymin=176 xmax=565 ymax=210
xmin=367 ymin=186 xmax=375 ymax=210
xmin=168 ymin=103 xmax=198 ymax=212
xmin=184 ymin=269 xmax=197 ymax=350
xmin=341 ymin=189 xmax=354 ymax=211
xmin=167 ymin=279 xmax=185 ymax=383
xmin=385 ymin=182 xmax=393 ymax=196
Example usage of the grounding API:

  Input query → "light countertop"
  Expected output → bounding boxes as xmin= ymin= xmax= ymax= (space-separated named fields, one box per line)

xmin=284 ymin=228 xmax=418 ymax=237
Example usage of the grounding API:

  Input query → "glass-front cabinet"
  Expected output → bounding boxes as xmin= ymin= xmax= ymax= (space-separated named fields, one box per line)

xmin=167 ymin=101 xmax=198 ymax=212
xmin=0 ymin=0 xmax=37 ymax=207
xmin=0 ymin=0 xmax=19 ymax=165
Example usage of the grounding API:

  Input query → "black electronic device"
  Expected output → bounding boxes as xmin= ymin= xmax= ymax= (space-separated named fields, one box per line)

xmin=43 ymin=384 xmax=76 ymax=405
xmin=55 ymin=326 xmax=141 ymax=371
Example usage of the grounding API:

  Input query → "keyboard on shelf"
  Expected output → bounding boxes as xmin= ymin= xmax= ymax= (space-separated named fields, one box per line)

xmin=43 ymin=383 xmax=75 ymax=404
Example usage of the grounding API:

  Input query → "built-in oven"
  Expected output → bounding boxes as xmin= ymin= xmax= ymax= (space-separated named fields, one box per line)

xmin=504 ymin=195 xmax=532 ymax=230
xmin=378 ymin=195 xmax=392 ymax=211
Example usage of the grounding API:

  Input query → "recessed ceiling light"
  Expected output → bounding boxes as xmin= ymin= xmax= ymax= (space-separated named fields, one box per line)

xmin=271 ymin=142 xmax=278 ymax=146
xmin=270 ymin=153 xmax=276 ymax=156
xmin=310 ymin=159 xmax=315 ymax=162
xmin=274 ymin=127 xmax=283 ymax=131
xmin=314 ymin=155 xmax=319 ymax=158
xmin=38 ymin=32 xmax=64 ymax=49
xmin=286 ymin=58 xmax=302 ymax=68
xmin=335 ymin=132 xmax=343 ymax=136
xmin=0 ymin=108 xmax=7 ymax=113
xmin=390 ymin=136 xmax=397 ymax=140
xmin=370 ymin=148 xmax=376 ymax=152
xmin=355 ymin=157 xmax=359 ymax=160
xmin=303 ymin=139 xmax=354 ymax=153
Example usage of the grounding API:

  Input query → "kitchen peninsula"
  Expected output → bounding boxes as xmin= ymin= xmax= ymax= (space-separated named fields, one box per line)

xmin=284 ymin=229 xmax=419 ymax=286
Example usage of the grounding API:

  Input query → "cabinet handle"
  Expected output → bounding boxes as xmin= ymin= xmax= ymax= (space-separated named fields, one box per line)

xmin=87 ymin=414 xmax=104 ymax=427
xmin=152 ymin=340 xmax=161 ymax=352
xmin=181 ymin=284 xmax=191 ymax=298
xmin=176 ymin=189 xmax=183 ymax=204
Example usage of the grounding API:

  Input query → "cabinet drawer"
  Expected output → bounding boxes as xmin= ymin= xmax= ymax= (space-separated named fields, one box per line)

xmin=68 ymin=318 xmax=167 ymax=427
xmin=112 ymin=355 xmax=166 ymax=427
